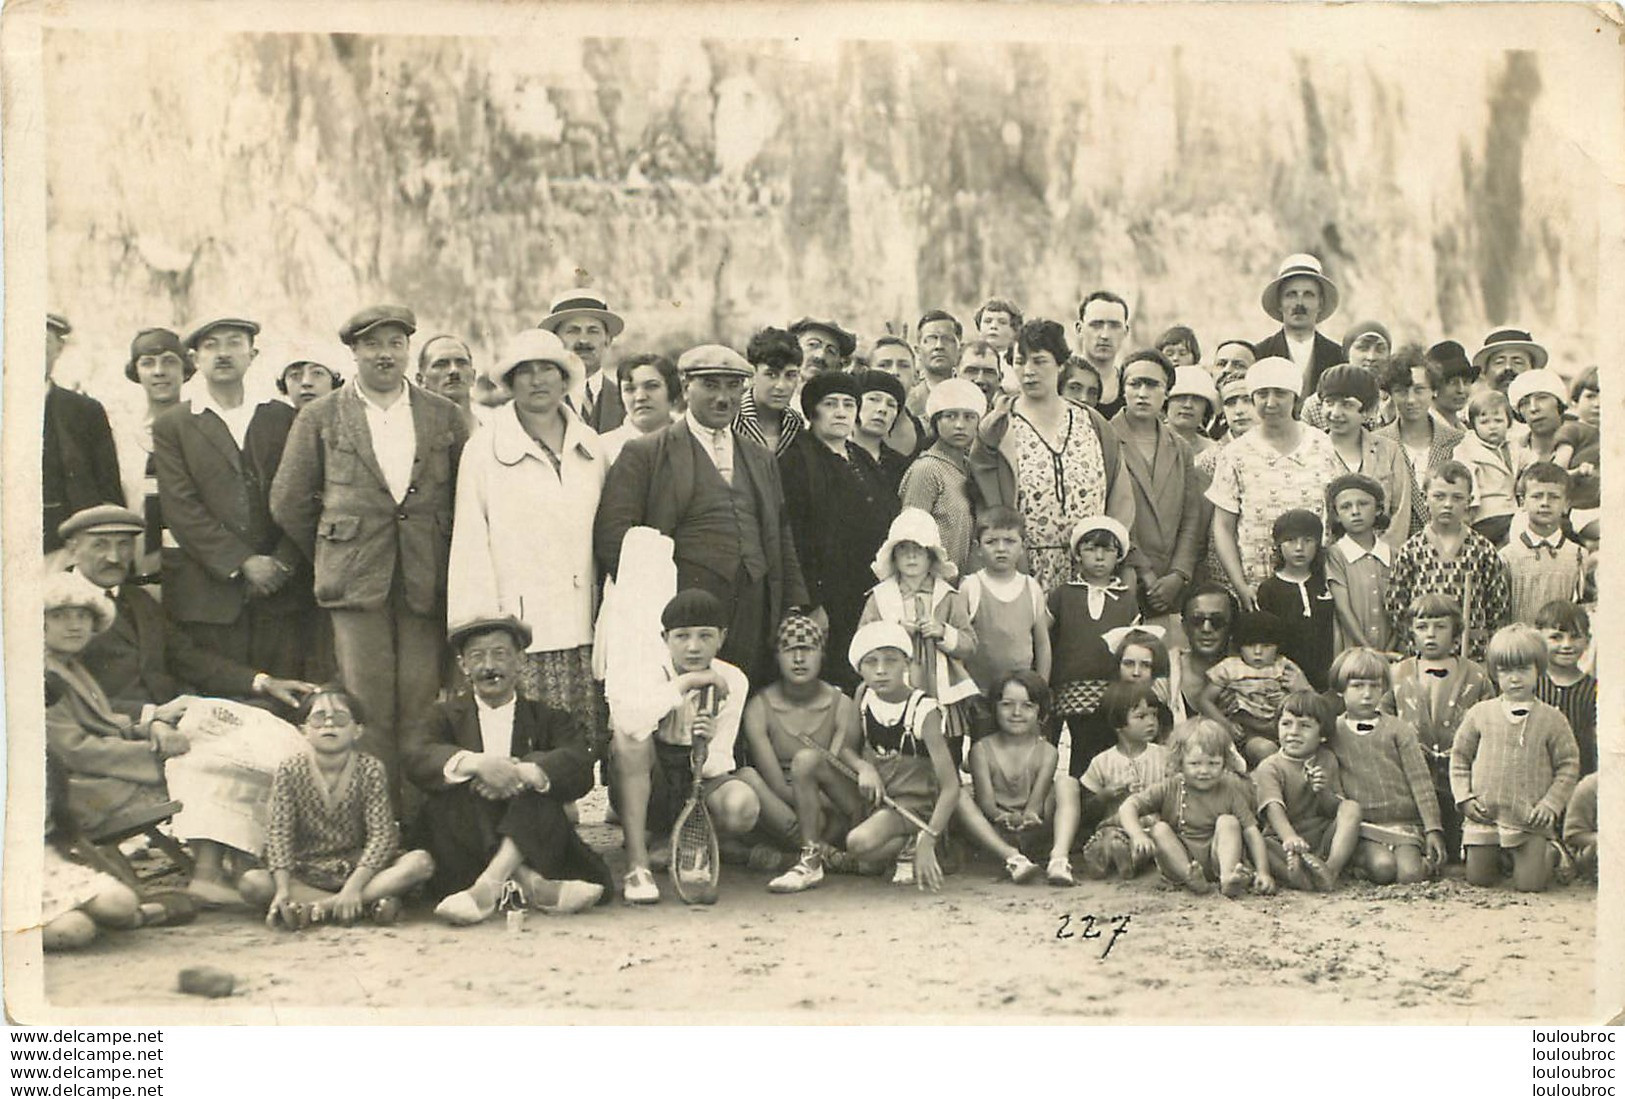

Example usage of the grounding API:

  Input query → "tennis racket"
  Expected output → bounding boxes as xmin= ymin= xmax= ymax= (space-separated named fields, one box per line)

xmin=788 ymin=728 xmax=934 ymax=834
xmin=670 ymin=686 xmax=721 ymax=905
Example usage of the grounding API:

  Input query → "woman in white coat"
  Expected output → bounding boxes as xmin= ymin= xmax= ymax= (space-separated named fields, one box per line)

xmin=448 ymin=329 xmax=607 ymax=749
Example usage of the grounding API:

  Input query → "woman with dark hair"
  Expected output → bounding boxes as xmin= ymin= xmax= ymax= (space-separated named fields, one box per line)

xmin=779 ymin=372 xmax=900 ymax=688
xmin=850 ymin=369 xmax=912 ymax=494
xmin=1377 ymin=345 xmax=1466 ymax=538
xmin=968 ymin=319 xmax=1135 ymax=593
xmin=599 ymin=352 xmax=681 ymax=465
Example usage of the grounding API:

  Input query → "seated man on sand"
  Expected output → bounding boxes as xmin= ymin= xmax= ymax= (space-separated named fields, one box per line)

xmin=405 ymin=616 xmax=611 ymax=925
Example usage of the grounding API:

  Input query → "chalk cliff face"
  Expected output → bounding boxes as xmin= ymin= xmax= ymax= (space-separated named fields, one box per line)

xmin=44 ymin=30 xmax=1599 ymax=404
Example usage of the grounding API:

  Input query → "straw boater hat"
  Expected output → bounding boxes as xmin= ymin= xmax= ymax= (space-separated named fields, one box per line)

xmin=537 ymin=290 xmax=625 ymax=340
xmin=870 ymin=507 xmax=956 ymax=582
xmin=487 ymin=328 xmax=585 ymax=391
xmin=1471 ymin=328 xmax=1548 ymax=372
xmin=1260 ymin=253 xmax=1339 ymax=323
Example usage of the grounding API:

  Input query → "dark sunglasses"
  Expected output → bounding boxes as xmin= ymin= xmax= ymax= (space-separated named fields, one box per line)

xmin=1187 ymin=613 xmax=1230 ymax=627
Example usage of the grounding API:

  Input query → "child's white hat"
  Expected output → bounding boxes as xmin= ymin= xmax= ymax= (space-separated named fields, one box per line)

xmin=848 ymin=620 xmax=915 ymax=672
xmin=42 ymin=570 xmax=116 ymax=634
xmin=1167 ymin=366 xmax=1219 ymax=413
xmin=924 ymin=377 xmax=988 ymax=420
xmin=1506 ymin=368 xmax=1568 ymax=416
xmin=871 ymin=507 xmax=957 ymax=582
xmin=1102 ymin=623 xmax=1167 ymax=654
xmin=1068 ymin=515 xmax=1132 ymax=556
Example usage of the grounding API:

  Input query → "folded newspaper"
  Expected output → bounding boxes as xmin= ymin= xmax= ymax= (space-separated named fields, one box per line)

xmin=165 ymin=698 xmax=308 ymax=855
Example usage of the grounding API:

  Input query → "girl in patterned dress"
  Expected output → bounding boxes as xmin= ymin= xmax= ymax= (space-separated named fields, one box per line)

xmin=239 ymin=687 xmax=434 ymax=927
xmin=1048 ymin=517 xmax=1143 ymax=778
xmin=1077 ymin=681 xmax=1173 ymax=881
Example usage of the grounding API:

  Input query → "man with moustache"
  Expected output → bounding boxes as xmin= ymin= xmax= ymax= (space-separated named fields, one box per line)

xmin=957 ymin=338 xmax=1004 ymax=403
xmin=416 ymin=334 xmax=487 ymax=433
xmin=1470 ymin=328 xmax=1547 ymax=395
xmin=405 ymin=616 xmax=610 ymax=924
xmin=154 ymin=314 xmax=311 ymax=683
xmin=112 ymin=328 xmax=192 ymax=583
xmin=788 ymin=317 xmax=856 ymax=380
xmin=44 ymin=313 xmax=124 ymax=554
xmin=538 ymin=290 xmax=626 ymax=432
xmin=595 ymin=344 xmax=815 ymax=687
xmin=271 ymin=304 xmax=470 ymax=810
xmin=1075 ymin=291 xmax=1133 ymax=415
xmin=1251 ymin=253 xmax=1347 ymax=399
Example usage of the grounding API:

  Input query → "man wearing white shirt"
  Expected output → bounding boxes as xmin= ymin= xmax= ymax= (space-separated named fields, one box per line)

xmin=404 ymin=616 xmax=610 ymax=925
xmin=595 ymin=344 xmax=817 ymax=689
xmin=1252 ymin=253 xmax=1347 ymax=399
xmin=271 ymin=304 xmax=470 ymax=812
xmin=537 ymin=289 xmax=626 ymax=432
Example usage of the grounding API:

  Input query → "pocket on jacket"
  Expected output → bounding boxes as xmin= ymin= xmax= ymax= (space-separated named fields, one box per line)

xmin=327 ymin=441 xmax=361 ymax=484
xmin=318 ymin=515 xmax=361 ymax=543
xmin=313 ymin=515 xmax=362 ymax=602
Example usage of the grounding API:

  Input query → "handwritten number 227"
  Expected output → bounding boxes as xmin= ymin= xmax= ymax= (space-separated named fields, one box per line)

xmin=1056 ymin=913 xmax=1131 ymax=959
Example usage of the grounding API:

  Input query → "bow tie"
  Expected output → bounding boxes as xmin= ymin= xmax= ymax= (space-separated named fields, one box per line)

xmin=1520 ymin=532 xmax=1561 ymax=558
xmin=1352 ymin=721 xmax=1376 ymax=733
xmin=1423 ymin=667 xmax=1449 ymax=679
xmin=1080 ymin=577 xmax=1127 ymax=598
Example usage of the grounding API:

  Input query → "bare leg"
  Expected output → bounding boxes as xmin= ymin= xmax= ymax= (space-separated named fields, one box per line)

xmin=360 ymin=849 xmax=435 ymax=902
xmin=732 ymin=767 xmax=797 ymax=845
xmin=707 ymin=780 xmax=762 ymax=838
xmin=612 ymin=734 xmax=656 ymax=872
xmin=847 ymin=809 xmax=914 ymax=868
xmin=1463 ymin=844 xmax=1499 ymax=887
xmin=187 ymin=840 xmax=242 ymax=905
xmin=953 ymin=795 xmax=1020 ymax=861
xmin=83 ymin=883 xmax=141 ymax=929
xmin=1325 ymin=801 xmax=1363 ymax=878
xmin=1148 ymin=821 xmax=1194 ymax=880
xmin=1358 ymin=839 xmax=1398 ymax=884
xmin=1050 ymin=780 xmax=1082 ymax=861
xmin=1213 ymin=816 xmax=1252 ymax=896
xmin=1510 ymin=840 xmax=1553 ymax=893
xmin=1394 ymin=845 xmax=1428 ymax=884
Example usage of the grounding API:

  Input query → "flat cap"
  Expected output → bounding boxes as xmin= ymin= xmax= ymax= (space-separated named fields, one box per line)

xmin=447 ymin=615 xmax=534 ymax=653
xmin=339 ymin=304 xmax=417 ymax=346
xmin=677 ymin=344 xmax=753 ymax=379
xmin=184 ymin=316 xmax=261 ymax=351
xmin=58 ymin=504 xmax=145 ymax=542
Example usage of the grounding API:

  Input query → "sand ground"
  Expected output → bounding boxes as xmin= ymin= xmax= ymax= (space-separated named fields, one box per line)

xmin=33 ymin=791 xmax=1597 ymax=1025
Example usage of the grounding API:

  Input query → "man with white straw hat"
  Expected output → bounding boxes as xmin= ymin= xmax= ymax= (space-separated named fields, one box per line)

xmin=1252 ymin=253 xmax=1347 ymax=398
xmin=538 ymin=289 xmax=627 ymax=432
xmin=1471 ymin=327 xmax=1548 ymax=394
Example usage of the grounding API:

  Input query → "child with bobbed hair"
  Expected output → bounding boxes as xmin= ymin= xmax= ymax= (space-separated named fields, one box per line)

xmin=1385 ymin=593 xmax=1494 ymax=861
xmin=1451 ymin=388 xmax=1523 ymax=546
xmin=1118 ymin=718 xmax=1274 ymax=897
xmin=1198 ymin=609 xmax=1312 ymax=767
xmin=1324 ymin=473 xmax=1397 ymax=654
xmin=1451 ymin=625 xmax=1581 ymax=893
xmin=1532 ymin=600 xmax=1596 ymax=777
xmin=1328 ymin=647 xmax=1445 ymax=883
xmin=1077 ymin=680 xmax=1172 ymax=880
xmin=1253 ymin=691 xmax=1364 ymax=891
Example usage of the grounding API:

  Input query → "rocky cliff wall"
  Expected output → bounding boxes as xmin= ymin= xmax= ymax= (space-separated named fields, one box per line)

xmin=43 ymin=27 xmax=1602 ymax=408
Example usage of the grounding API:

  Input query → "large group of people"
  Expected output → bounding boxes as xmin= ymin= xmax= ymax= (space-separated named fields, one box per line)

xmin=37 ymin=254 xmax=1602 ymax=949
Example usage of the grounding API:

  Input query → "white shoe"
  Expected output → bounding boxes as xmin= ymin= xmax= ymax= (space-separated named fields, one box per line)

xmin=538 ymin=880 xmax=604 ymax=915
xmin=434 ymin=882 xmax=499 ymax=926
xmin=623 ymin=867 xmax=660 ymax=905
xmin=768 ymin=849 xmax=825 ymax=894
xmin=1006 ymin=852 xmax=1041 ymax=884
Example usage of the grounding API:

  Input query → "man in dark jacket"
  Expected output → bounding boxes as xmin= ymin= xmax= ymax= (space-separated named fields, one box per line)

xmin=154 ymin=315 xmax=310 ymax=680
xmin=1252 ymin=253 xmax=1347 ymax=399
xmin=404 ymin=617 xmax=610 ymax=924
xmin=43 ymin=314 xmax=124 ymax=553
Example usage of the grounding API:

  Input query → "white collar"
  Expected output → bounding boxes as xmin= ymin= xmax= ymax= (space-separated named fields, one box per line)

xmin=1335 ymin=534 xmax=1391 ymax=566
xmin=474 ymin=693 xmax=517 ymax=715
xmin=685 ymin=409 xmax=731 ymax=442
xmin=355 ymin=379 xmax=411 ymax=413
xmin=194 ymin=387 xmax=252 ymax=420
xmin=1522 ymin=527 xmax=1564 ymax=549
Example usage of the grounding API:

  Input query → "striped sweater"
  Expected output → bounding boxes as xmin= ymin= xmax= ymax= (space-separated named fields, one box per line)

xmin=1329 ymin=713 xmax=1442 ymax=833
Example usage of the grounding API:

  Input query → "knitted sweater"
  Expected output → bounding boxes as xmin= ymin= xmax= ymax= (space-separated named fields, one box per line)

xmin=1449 ymin=698 xmax=1580 ymax=825
xmin=1329 ymin=713 xmax=1442 ymax=832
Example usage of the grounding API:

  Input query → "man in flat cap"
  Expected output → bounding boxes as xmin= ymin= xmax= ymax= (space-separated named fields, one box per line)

xmin=112 ymin=327 xmax=192 ymax=583
xmin=154 ymin=315 xmax=311 ymax=685
xmin=595 ymin=344 xmax=816 ymax=689
xmin=403 ymin=615 xmax=610 ymax=924
xmin=415 ymin=333 xmax=487 ymax=435
xmin=538 ymin=289 xmax=626 ymax=432
xmin=43 ymin=313 xmax=124 ymax=554
xmin=59 ymin=503 xmax=314 ymax=902
xmin=788 ymin=317 xmax=856 ymax=381
xmin=271 ymin=304 xmax=470 ymax=812
xmin=1252 ymin=253 xmax=1347 ymax=398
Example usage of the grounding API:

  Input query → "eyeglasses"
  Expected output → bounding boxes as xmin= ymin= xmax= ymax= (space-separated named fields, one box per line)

xmin=1187 ymin=613 xmax=1230 ymax=627
xmin=306 ymin=712 xmax=356 ymax=729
